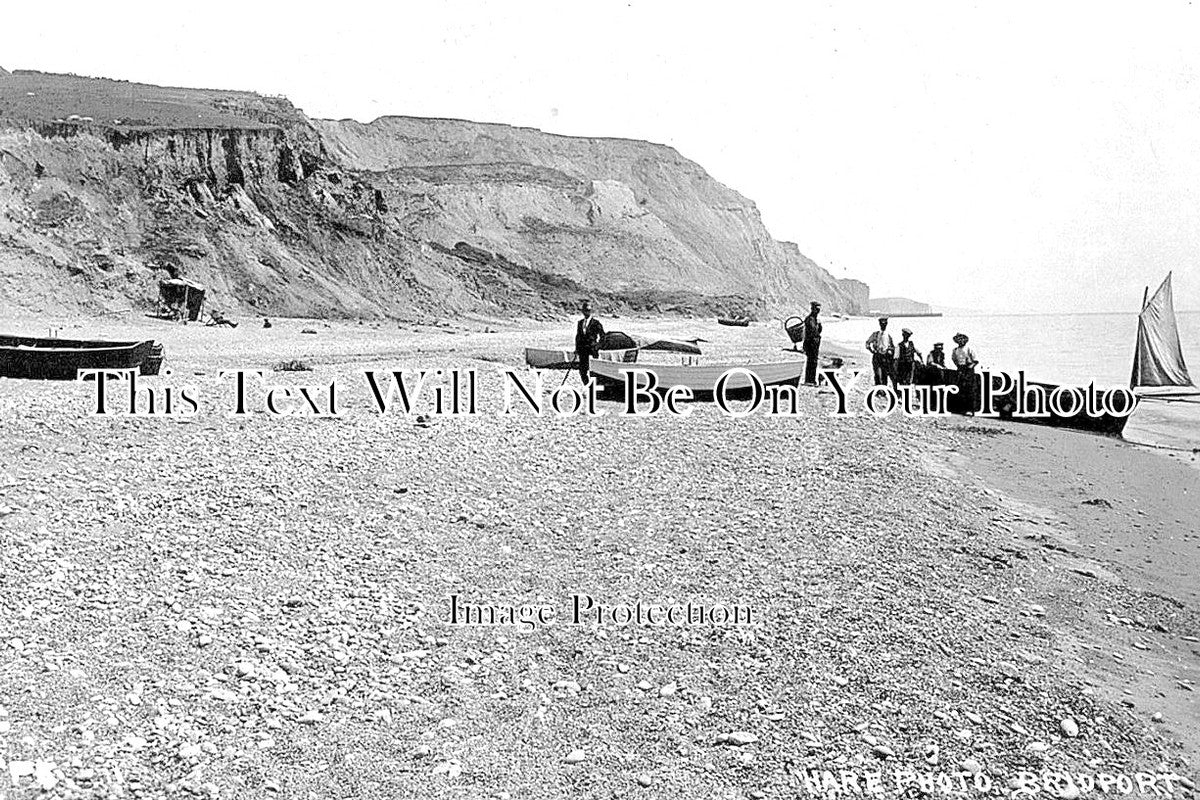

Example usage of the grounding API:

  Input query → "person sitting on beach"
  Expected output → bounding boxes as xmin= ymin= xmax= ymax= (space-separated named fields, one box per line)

xmin=207 ymin=310 xmax=238 ymax=329
xmin=574 ymin=300 xmax=605 ymax=384
xmin=896 ymin=328 xmax=920 ymax=385
xmin=927 ymin=342 xmax=946 ymax=367
xmin=951 ymin=333 xmax=978 ymax=414
xmin=865 ymin=317 xmax=895 ymax=386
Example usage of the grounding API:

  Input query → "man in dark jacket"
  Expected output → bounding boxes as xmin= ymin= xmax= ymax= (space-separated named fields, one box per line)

xmin=574 ymin=300 xmax=605 ymax=384
xmin=802 ymin=301 xmax=822 ymax=385
xmin=896 ymin=328 xmax=920 ymax=385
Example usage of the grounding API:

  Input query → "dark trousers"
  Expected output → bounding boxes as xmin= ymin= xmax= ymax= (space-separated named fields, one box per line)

xmin=577 ymin=354 xmax=591 ymax=384
xmin=803 ymin=345 xmax=820 ymax=384
xmin=896 ymin=359 xmax=915 ymax=385
xmin=871 ymin=353 xmax=894 ymax=386
xmin=956 ymin=367 xmax=976 ymax=413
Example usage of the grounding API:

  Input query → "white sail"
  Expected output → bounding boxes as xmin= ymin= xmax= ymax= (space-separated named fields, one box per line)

xmin=1131 ymin=272 xmax=1193 ymax=388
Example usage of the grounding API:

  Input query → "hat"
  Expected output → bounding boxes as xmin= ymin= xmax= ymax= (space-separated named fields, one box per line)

xmin=878 ymin=316 xmax=889 ymax=323
xmin=811 ymin=301 xmax=821 ymax=309
xmin=932 ymin=342 xmax=944 ymax=349
xmin=901 ymin=327 xmax=912 ymax=335
xmin=953 ymin=333 xmax=968 ymax=344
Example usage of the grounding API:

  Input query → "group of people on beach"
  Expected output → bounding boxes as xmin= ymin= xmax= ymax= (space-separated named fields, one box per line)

xmin=863 ymin=316 xmax=976 ymax=383
xmin=796 ymin=304 xmax=981 ymax=410
xmin=573 ymin=300 xmax=982 ymax=411
xmin=862 ymin=315 xmax=980 ymax=410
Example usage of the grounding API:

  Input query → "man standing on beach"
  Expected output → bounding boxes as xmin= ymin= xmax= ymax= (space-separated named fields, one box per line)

xmin=865 ymin=317 xmax=895 ymax=386
xmin=896 ymin=328 xmax=920 ymax=385
xmin=574 ymin=300 xmax=604 ymax=384
xmin=802 ymin=301 xmax=822 ymax=385
xmin=951 ymin=333 xmax=978 ymax=414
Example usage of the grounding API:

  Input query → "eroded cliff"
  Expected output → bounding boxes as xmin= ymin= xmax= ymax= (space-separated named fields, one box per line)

xmin=0 ymin=70 xmax=868 ymax=319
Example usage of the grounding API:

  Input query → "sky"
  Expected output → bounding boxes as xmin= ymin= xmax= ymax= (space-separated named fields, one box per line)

xmin=4 ymin=1 xmax=1199 ymax=312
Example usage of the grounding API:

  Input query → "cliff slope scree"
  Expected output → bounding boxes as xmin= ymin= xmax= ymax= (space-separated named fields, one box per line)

xmin=0 ymin=70 xmax=868 ymax=319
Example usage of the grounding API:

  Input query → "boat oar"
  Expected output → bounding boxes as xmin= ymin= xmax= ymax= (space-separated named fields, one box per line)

xmin=559 ymin=353 xmax=577 ymax=388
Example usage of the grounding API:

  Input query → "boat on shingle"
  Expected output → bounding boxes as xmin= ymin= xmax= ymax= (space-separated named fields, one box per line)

xmin=588 ymin=358 xmax=805 ymax=400
xmin=0 ymin=334 xmax=159 ymax=380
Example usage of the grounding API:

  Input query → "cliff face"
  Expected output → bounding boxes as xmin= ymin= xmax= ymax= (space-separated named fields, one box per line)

xmin=318 ymin=116 xmax=867 ymax=314
xmin=0 ymin=70 xmax=868 ymax=319
xmin=869 ymin=297 xmax=935 ymax=315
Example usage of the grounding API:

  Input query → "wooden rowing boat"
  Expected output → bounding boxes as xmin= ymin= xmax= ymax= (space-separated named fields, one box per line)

xmin=523 ymin=347 xmax=638 ymax=370
xmin=986 ymin=272 xmax=1193 ymax=438
xmin=0 ymin=335 xmax=158 ymax=380
xmin=915 ymin=365 xmax=1133 ymax=436
xmin=588 ymin=358 xmax=805 ymax=400
xmin=991 ymin=379 xmax=1133 ymax=436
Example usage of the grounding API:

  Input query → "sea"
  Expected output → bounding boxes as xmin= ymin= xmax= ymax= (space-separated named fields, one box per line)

xmin=822 ymin=311 xmax=1200 ymax=388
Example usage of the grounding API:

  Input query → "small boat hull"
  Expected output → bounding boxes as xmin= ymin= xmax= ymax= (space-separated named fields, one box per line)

xmin=524 ymin=347 xmax=638 ymax=370
xmin=916 ymin=365 xmax=1133 ymax=436
xmin=0 ymin=335 xmax=158 ymax=381
xmin=717 ymin=317 xmax=751 ymax=327
xmin=589 ymin=359 xmax=805 ymax=401
xmin=992 ymin=381 xmax=1133 ymax=436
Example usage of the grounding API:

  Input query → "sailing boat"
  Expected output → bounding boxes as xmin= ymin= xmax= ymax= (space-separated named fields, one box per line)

xmin=933 ymin=274 xmax=1195 ymax=437
xmin=1123 ymin=272 xmax=1200 ymax=450
xmin=1130 ymin=272 xmax=1196 ymax=399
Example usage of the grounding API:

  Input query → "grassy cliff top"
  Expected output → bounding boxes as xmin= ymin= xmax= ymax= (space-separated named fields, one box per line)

xmin=0 ymin=70 xmax=303 ymax=130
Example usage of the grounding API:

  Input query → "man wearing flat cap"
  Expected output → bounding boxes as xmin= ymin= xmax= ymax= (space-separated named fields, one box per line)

xmin=865 ymin=317 xmax=895 ymax=386
xmin=896 ymin=327 xmax=920 ymax=385
xmin=802 ymin=301 xmax=823 ymax=385
xmin=574 ymin=300 xmax=605 ymax=384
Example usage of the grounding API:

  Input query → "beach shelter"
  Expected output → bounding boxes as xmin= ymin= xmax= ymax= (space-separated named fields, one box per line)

xmin=159 ymin=279 xmax=206 ymax=321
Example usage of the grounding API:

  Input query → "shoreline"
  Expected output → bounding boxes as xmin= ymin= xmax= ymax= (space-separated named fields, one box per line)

xmin=0 ymin=313 xmax=1195 ymax=796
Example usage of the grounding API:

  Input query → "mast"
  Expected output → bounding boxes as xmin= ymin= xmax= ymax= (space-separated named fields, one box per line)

xmin=1130 ymin=286 xmax=1148 ymax=388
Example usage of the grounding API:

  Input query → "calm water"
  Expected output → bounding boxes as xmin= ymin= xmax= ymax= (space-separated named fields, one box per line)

xmin=823 ymin=312 xmax=1200 ymax=388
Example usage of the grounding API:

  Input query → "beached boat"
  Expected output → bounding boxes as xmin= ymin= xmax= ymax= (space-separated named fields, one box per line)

xmin=717 ymin=317 xmax=751 ymax=327
xmin=600 ymin=330 xmax=704 ymax=356
xmin=1122 ymin=273 xmax=1200 ymax=449
xmin=524 ymin=347 xmax=638 ymax=370
xmin=990 ymin=376 xmax=1132 ymax=436
xmin=638 ymin=337 xmax=703 ymax=355
xmin=0 ymin=335 xmax=158 ymax=380
xmin=917 ymin=362 xmax=1133 ymax=436
xmin=923 ymin=273 xmax=1194 ymax=438
xmin=588 ymin=358 xmax=804 ymax=400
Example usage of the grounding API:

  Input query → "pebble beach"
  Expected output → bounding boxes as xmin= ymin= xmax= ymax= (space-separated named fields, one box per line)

xmin=0 ymin=313 xmax=1196 ymax=798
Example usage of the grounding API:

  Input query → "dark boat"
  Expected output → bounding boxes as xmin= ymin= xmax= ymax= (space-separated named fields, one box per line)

xmin=141 ymin=343 xmax=166 ymax=376
xmin=915 ymin=365 xmax=1132 ymax=436
xmin=991 ymin=378 xmax=1132 ymax=436
xmin=0 ymin=335 xmax=158 ymax=380
xmin=979 ymin=273 xmax=1193 ymax=437
xmin=717 ymin=317 xmax=751 ymax=327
